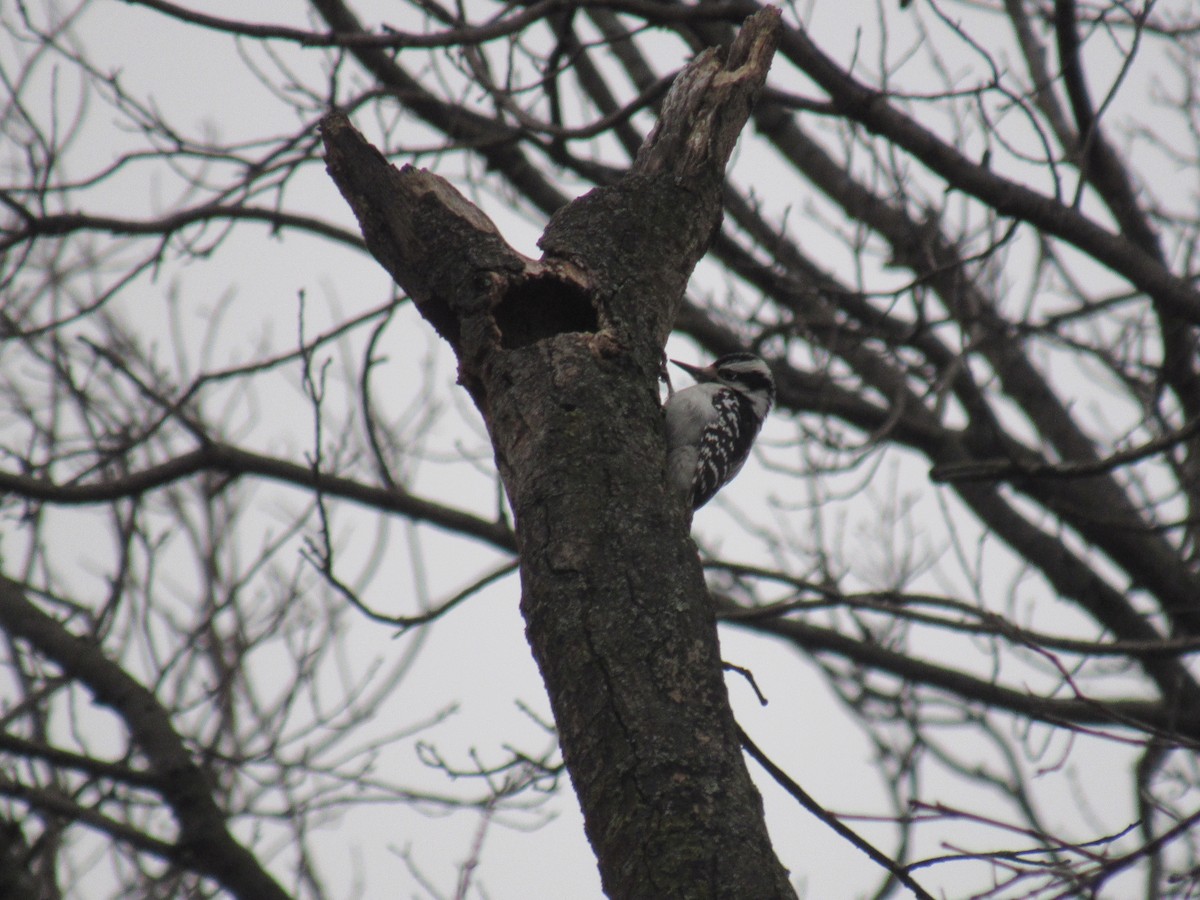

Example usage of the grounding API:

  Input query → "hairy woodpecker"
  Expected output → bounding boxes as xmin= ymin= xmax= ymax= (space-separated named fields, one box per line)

xmin=664 ymin=352 xmax=775 ymax=512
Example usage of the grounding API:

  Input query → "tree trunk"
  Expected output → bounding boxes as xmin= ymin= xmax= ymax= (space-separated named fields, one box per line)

xmin=321 ymin=10 xmax=795 ymax=897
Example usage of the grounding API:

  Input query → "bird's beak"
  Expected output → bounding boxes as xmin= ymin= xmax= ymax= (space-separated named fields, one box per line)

xmin=670 ymin=359 xmax=717 ymax=383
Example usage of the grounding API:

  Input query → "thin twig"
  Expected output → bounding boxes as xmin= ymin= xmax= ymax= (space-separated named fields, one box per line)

xmin=737 ymin=723 xmax=936 ymax=900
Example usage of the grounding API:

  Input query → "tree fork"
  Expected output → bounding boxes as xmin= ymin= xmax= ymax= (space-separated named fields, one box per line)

xmin=321 ymin=9 xmax=794 ymax=897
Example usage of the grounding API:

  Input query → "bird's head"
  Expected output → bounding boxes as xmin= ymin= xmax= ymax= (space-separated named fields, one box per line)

xmin=671 ymin=352 xmax=775 ymax=418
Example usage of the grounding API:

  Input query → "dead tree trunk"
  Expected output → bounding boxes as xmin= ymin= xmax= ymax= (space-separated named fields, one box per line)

xmin=321 ymin=10 xmax=794 ymax=897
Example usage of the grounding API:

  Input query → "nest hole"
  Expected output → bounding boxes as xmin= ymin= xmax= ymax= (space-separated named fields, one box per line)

xmin=494 ymin=276 xmax=597 ymax=350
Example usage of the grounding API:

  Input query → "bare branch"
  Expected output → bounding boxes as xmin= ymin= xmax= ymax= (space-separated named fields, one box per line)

xmin=0 ymin=575 xmax=289 ymax=900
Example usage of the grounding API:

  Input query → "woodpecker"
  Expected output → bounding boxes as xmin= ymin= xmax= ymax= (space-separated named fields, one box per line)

xmin=664 ymin=352 xmax=775 ymax=512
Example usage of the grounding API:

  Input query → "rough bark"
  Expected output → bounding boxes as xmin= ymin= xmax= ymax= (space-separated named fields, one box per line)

xmin=321 ymin=9 xmax=795 ymax=898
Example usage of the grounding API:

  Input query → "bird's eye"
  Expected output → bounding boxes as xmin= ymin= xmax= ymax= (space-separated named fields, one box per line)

xmin=718 ymin=369 xmax=733 ymax=380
